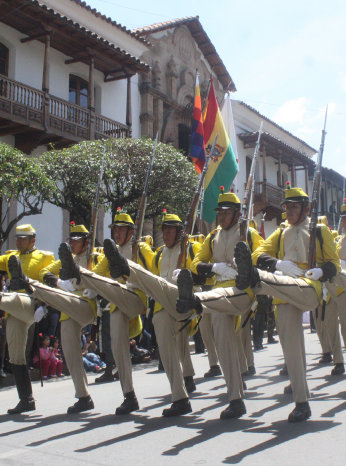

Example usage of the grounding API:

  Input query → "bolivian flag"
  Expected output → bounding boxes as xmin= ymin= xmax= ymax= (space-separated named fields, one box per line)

xmin=202 ymin=81 xmax=238 ymax=223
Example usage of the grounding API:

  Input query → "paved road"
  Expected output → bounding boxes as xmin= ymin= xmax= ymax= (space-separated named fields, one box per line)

xmin=0 ymin=329 xmax=345 ymax=465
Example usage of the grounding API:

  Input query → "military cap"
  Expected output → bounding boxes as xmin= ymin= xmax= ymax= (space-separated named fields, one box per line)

xmin=70 ymin=222 xmax=89 ymax=240
xmin=214 ymin=186 xmax=241 ymax=211
xmin=161 ymin=209 xmax=183 ymax=228
xmin=281 ymin=182 xmax=309 ymax=205
xmin=341 ymin=198 xmax=346 ymax=217
xmin=16 ymin=224 xmax=36 ymax=237
xmin=109 ymin=207 xmax=134 ymax=228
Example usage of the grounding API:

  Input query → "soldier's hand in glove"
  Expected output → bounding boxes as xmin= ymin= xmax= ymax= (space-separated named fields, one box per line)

xmin=276 ymin=260 xmax=304 ymax=278
xmin=172 ymin=269 xmax=181 ymax=283
xmin=34 ymin=305 xmax=48 ymax=323
xmin=83 ymin=288 xmax=98 ymax=299
xmin=305 ymin=268 xmax=323 ymax=280
xmin=57 ymin=279 xmax=76 ymax=292
xmin=212 ymin=262 xmax=237 ymax=280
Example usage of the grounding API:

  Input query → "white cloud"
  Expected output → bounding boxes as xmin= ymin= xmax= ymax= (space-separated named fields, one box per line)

xmin=272 ymin=97 xmax=309 ymax=125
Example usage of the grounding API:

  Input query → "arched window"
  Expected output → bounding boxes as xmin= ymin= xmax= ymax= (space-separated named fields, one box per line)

xmin=0 ymin=43 xmax=9 ymax=76
xmin=69 ymin=74 xmax=88 ymax=108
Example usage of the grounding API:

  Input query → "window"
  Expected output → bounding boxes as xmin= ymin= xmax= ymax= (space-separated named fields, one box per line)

xmin=69 ymin=75 xmax=88 ymax=108
xmin=178 ymin=123 xmax=191 ymax=156
xmin=0 ymin=43 xmax=9 ymax=76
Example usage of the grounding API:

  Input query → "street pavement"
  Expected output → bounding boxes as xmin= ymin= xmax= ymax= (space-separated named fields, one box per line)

xmin=0 ymin=328 xmax=345 ymax=465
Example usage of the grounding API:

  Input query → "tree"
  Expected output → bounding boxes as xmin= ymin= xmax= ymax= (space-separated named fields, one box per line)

xmin=40 ymin=138 xmax=198 ymax=225
xmin=0 ymin=142 xmax=56 ymax=251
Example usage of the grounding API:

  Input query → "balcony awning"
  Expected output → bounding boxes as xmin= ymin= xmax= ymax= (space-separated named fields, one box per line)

xmin=0 ymin=0 xmax=150 ymax=80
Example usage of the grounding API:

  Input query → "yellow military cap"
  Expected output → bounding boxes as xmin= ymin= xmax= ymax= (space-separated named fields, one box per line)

xmin=161 ymin=209 xmax=183 ymax=228
xmin=109 ymin=207 xmax=134 ymax=228
xmin=281 ymin=181 xmax=309 ymax=205
xmin=16 ymin=224 xmax=36 ymax=237
xmin=341 ymin=198 xmax=346 ymax=217
xmin=214 ymin=186 xmax=240 ymax=211
xmin=318 ymin=216 xmax=328 ymax=226
xmin=70 ymin=222 xmax=89 ymax=239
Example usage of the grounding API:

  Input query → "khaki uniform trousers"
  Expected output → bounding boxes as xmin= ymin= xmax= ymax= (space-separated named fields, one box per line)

xmin=199 ymin=313 xmax=219 ymax=368
xmin=30 ymin=281 xmax=94 ymax=399
xmin=194 ymin=286 xmax=252 ymax=401
xmin=78 ymin=267 xmax=144 ymax=395
xmin=0 ymin=292 xmax=35 ymax=365
xmin=313 ymin=305 xmax=332 ymax=354
xmin=254 ymin=270 xmax=320 ymax=403
xmin=238 ymin=315 xmax=254 ymax=371
xmin=127 ymin=260 xmax=189 ymax=402
xmin=315 ymin=300 xmax=343 ymax=362
xmin=334 ymin=272 xmax=346 ymax=347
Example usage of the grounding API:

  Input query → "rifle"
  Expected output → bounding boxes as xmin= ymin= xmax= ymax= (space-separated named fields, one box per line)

xmin=132 ymin=132 xmax=159 ymax=262
xmin=337 ymin=178 xmax=345 ymax=235
xmin=176 ymin=135 xmax=216 ymax=269
xmin=239 ymin=122 xmax=263 ymax=242
xmin=308 ymin=107 xmax=328 ymax=270
xmin=87 ymin=145 xmax=106 ymax=270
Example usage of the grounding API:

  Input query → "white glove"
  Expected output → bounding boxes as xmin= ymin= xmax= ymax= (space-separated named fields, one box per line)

xmin=212 ymin=262 xmax=237 ymax=280
xmin=276 ymin=260 xmax=304 ymax=278
xmin=57 ymin=279 xmax=76 ymax=292
xmin=305 ymin=268 xmax=323 ymax=280
xmin=172 ymin=269 xmax=181 ymax=284
xmin=34 ymin=305 xmax=47 ymax=323
xmin=83 ymin=288 xmax=98 ymax=299
xmin=341 ymin=259 xmax=346 ymax=270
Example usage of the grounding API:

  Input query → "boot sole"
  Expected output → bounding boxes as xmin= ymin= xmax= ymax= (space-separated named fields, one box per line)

xmin=176 ymin=269 xmax=195 ymax=313
xmin=58 ymin=243 xmax=79 ymax=279
xmin=234 ymin=242 xmax=252 ymax=290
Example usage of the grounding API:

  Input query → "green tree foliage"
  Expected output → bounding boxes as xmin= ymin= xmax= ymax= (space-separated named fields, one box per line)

xmin=0 ymin=142 xmax=55 ymax=250
xmin=40 ymin=138 xmax=198 ymax=225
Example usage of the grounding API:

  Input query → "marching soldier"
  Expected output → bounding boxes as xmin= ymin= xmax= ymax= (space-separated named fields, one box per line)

xmin=177 ymin=185 xmax=340 ymax=422
xmin=8 ymin=224 xmax=100 ymax=414
xmin=0 ymin=224 xmax=55 ymax=414
xmin=188 ymin=188 xmax=263 ymax=418
xmin=58 ymin=209 xmax=154 ymax=415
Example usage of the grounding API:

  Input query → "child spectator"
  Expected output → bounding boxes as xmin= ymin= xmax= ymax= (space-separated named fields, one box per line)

xmin=50 ymin=336 xmax=64 ymax=377
xmin=33 ymin=334 xmax=60 ymax=379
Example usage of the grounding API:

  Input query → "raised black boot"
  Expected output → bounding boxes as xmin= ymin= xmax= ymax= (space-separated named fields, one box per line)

xmin=8 ymin=364 xmax=35 ymax=414
xmin=67 ymin=395 xmax=94 ymax=414
xmin=288 ymin=402 xmax=311 ymax=422
xmin=8 ymin=256 xmax=33 ymax=294
xmin=176 ymin=269 xmax=202 ymax=314
xmin=220 ymin=399 xmax=246 ymax=420
xmin=234 ymin=242 xmax=260 ymax=290
xmin=115 ymin=391 xmax=139 ymax=415
xmin=162 ymin=398 xmax=192 ymax=417
xmin=103 ymin=239 xmax=130 ymax=278
xmin=184 ymin=376 xmax=196 ymax=393
xmin=58 ymin=242 xmax=80 ymax=281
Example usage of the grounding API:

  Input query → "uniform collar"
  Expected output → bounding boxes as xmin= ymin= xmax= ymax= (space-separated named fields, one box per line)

xmin=19 ymin=246 xmax=36 ymax=255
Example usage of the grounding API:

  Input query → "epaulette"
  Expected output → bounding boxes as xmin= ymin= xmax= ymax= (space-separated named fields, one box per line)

xmin=5 ymin=250 xmax=16 ymax=254
xmin=37 ymin=250 xmax=54 ymax=256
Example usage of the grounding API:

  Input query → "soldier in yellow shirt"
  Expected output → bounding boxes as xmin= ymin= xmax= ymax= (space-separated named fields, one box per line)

xmin=0 ymin=224 xmax=55 ymax=414
xmin=186 ymin=189 xmax=263 ymax=420
xmin=9 ymin=224 xmax=100 ymax=414
xmin=58 ymin=209 xmax=154 ymax=415
xmin=234 ymin=186 xmax=339 ymax=422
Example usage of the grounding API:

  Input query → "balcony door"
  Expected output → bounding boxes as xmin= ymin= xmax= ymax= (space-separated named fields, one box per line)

xmin=69 ymin=74 xmax=88 ymax=108
xmin=0 ymin=43 xmax=9 ymax=76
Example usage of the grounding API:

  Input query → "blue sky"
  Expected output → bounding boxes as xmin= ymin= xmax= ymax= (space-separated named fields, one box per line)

xmin=84 ymin=0 xmax=346 ymax=177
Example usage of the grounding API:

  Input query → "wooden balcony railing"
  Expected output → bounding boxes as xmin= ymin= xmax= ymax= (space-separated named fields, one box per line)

xmin=255 ymin=181 xmax=284 ymax=209
xmin=0 ymin=74 xmax=130 ymax=141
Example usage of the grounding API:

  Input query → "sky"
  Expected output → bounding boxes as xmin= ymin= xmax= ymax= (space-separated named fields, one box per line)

xmin=83 ymin=0 xmax=346 ymax=178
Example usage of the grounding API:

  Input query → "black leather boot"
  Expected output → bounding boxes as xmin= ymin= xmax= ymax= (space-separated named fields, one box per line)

xmin=220 ymin=399 xmax=246 ymax=420
xmin=58 ymin=243 xmax=80 ymax=281
xmin=176 ymin=269 xmax=202 ymax=314
xmin=115 ymin=391 xmax=139 ymax=415
xmin=204 ymin=364 xmax=222 ymax=378
xmin=8 ymin=365 xmax=35 ymax=414
xmin=331 ymin=362 xmax=345 ymax=375
xmin=184 ymin=376 xmax=196 ymax=393
xmin=234 ymin=242 xmax=260 ymax=290
xmin=162 ymin=398 xmax=192 ymax=417
xmin=288 ymin=402 xmax=311 ymax=422
xmin=319 ymin=352 xmax=332 ymax=364
xmin=8 ymin=256 xmax=33 ymax=293
xmin=103 ymin=239 xmax=130 ymax=278
xmin=67 ymin=395 xmax=94 ymax=414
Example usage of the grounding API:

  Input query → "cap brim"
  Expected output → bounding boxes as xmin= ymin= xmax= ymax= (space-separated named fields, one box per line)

xmin=16 ymin=234 xmax=34 ymax=237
